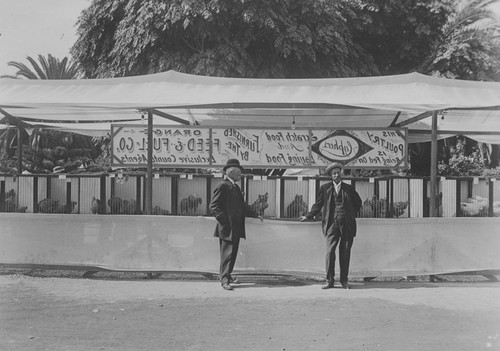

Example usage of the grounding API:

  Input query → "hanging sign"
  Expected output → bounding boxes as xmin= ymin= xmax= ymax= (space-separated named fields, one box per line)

xmin=311 ymin=129 xmax=406 ymax=168
xmin=211 ymin=128 xmax=315 ymax=167
xmin=111 ymin=125 xmax=407 ymax=169
xmin=111 ymin=126 xmax=213 ymax=166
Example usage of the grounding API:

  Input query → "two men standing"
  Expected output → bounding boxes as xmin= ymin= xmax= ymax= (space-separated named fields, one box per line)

xmin=210 ymin=159 xmax=361 ymax=290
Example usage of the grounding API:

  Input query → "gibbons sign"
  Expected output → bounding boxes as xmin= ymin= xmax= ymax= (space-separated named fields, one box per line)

xmin=111 ymin=125 xmax=407 ymax=169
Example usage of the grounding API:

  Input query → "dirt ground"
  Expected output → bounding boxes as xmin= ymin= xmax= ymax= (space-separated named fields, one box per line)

xmin=1 ymin=270 xmax=500 ymax=351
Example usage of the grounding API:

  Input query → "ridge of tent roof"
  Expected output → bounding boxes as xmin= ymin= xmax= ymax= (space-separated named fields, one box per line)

xmin=1 ymin=71 xmax=499 ymax=109
xmin=3 ymin=70 xmax=498 ymax=88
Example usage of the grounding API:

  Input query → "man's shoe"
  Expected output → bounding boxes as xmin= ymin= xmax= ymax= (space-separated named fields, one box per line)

xmin=229 ymin=276 xmax=240 ymax=284
xmin=321 ymin=282 xmax=335 ymax=289
xmin=222 ymin=283 xmax=233 ymax=290
xmin=341 ymin=282 xmax=351 ymax=289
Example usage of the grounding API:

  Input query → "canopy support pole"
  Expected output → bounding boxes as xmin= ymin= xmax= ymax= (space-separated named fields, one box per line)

xmin=17 ymin=127 xmax=22 ymax=174
xmin=429 ymin=111 xmax=438 ymax=217
xmin=151 ymin=108 xmax=191 ymax=125
xmin=145 ymin=109 xmax=153 ymax=215
xmin=395 ymin=111 xmax=433 ymax=128
xmin=389 ymin=111 xmax=402 ymax=127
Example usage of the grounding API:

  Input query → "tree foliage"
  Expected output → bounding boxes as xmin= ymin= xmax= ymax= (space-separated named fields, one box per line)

xmin=0 ymin=128 xmax=106 ymax=174
xmin=74 ymin=0 xmax=487 ymax=79
xmin=438 ymin=136 xmax=485 ymax=176
xmin=1 ymin=1 xmax=496 ymax=175
xmin=72 ymin=0 xmax=380 ymax=78
xmin=71 ymin=0 xmax=500 ymax=81
xmin=350 ymin=0 xmax=453 ymax=75
xmin=418 ymin=0 xmax=500 ymax=80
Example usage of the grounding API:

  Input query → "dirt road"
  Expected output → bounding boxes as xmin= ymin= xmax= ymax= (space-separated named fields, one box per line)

xmin=1 ymin=273 xmax=499 ymax=351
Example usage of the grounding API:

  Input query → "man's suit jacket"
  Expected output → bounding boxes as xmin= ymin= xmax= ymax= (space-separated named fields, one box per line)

xmin=305 ymin=182 xmax=362 ymax=238
xmin=209 ymin=179 xmax=258 ymax=241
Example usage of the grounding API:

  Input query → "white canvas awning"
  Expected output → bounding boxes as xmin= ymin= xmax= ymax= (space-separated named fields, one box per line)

xmin=1 ymin=70 xmax=500 ymax=143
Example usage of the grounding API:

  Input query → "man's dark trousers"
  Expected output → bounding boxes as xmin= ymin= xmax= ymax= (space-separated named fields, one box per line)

xmin=326 ymin=189 xmax=353 ymax=284
xmin=219 ymin=237 xmax=240 ymax=284
xmin=325 ymin=226 xmax=354 ymax=284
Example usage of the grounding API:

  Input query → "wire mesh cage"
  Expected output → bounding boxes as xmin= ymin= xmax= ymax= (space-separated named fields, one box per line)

xmin=356 ymin=180 xmax=376 ymax=218
xmin=151 ymin=176 xmax=172 ymax=215
xmin=177 ymin=177 xmax=207 ymax=216
xmin=1 ymin=174 xmax=499 ymax=218
xmin=282 ymin=178 xmax=309 ymax=218
xmin=108 ymin=175 xmax=139 ymax=214
xmin=458 ymin=178 xmax=491 ymax=217
xmin=79 ymin=176 xmax=102 ymax=214
xmin=247 ymin=177 xmax=276 ymax=218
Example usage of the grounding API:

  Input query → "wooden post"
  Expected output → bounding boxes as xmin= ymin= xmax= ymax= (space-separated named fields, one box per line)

xmin=429 ymin=111 xmax=438 ymax=217
xmin=66 ymin=181 xmax=72 ymax=213
xmin=488 ymin=178 xmax=494 ymax=217
xmin=146 ymin=109 xmax=153 ymax=215
xmin=99 ymin=175 xmax=106 ymax=214
xmin=456 ymin=180 xmax=462 ymax=217
xmin=171 ymin=176 xmax=178 ymax=215
xmin=33 ymin=176 xmax=39 ymax=213
xmin=206 ymin=176 xmax=212 ymax=215
xmin=17 ymin=127 xmax=23 ymax=174
xmin=0 ymin=180 xmax=5 ymax=212
xmin=136 ymin=175 xmax=142 ymax=214
xmin=279 ymin=178 xmax=285 ymax=218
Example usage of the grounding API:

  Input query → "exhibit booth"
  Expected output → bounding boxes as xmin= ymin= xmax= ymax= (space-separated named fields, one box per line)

xmin=1 ymin=71 xmax=499 ymax=277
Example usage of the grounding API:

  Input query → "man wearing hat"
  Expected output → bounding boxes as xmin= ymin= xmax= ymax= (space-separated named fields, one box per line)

xmin=300 ymin=162 xmax=362 ymax=289
xmin=209 ymin=159 xmax=263 ymax=290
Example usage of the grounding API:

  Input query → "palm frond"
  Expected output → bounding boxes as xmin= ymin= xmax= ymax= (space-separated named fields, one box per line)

xmin=442 ymin=0 xmax=498 ymax=38
xmin=6 ymin=61 xmax=39 ymax=79
xmin=6 ymin=54 xmax=81 ymax=80
xmin=26 ymin=56 xmax=48 ymax=79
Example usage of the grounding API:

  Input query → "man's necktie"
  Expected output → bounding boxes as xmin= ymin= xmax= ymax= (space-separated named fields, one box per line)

xmin=234 ymin=183 xmax=241 ymax=193
xmin=234 ymin=183 xmax=244 ymax=200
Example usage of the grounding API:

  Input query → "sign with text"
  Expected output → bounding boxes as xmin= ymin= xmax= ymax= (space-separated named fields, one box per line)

xmin=311 ymin=129 xmax=407 ymax=168
xmin=111 ymin=125 xmax=407 ymax=169
xmin=211 ymin=128 xmax=315 ymax=167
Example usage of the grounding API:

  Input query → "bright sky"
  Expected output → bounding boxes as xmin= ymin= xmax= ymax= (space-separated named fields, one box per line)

xmin=0 ymin=0 xmax=499 ymax=78
xmin=0 ymin=0 xmax=89 ymax=76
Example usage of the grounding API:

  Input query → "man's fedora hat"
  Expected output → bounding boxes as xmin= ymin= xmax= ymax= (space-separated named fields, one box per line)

xmin=223 ymin=158 xmax=244 ymax=172
xmin=325 ymin=162 xmax=344 ymax=175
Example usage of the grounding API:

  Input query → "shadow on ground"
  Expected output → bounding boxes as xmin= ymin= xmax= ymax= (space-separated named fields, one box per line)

xmin=1 ymin=267 xmax=498 ymax=290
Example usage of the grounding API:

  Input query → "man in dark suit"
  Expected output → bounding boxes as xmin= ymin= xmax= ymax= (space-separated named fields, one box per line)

xmin=210 ymin=159 xmax=262 ymax=290
xmin=300 ymin=162 xmax=362 ymax=289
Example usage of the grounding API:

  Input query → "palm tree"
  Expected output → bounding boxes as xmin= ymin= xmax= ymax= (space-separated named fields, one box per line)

xmin=411 ymin=0 xmax=500 ymax=173
xmin=0 ymin=54 xmax=105 ymax=174
xmin=1 ymin=54 xmax=80 ymax=79
xmin=419 ymin=0 xmax=500 ymax=81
